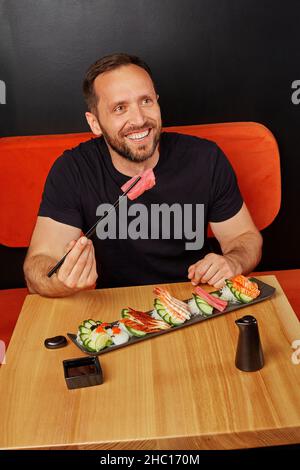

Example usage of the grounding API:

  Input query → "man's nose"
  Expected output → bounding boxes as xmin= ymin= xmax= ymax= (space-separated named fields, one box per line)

xmin=127 ymin=104 xmax=146 ymax=127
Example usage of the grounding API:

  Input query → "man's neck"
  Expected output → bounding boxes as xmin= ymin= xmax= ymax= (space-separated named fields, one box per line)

xmin=106 ymin=144 xmax=160 ymax=177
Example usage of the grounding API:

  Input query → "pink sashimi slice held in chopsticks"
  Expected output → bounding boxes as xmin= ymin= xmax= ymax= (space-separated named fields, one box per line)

xmin=121 ymin=168 xmax=156 ymax=201
xmin=193 ymin=286 xmax=228 ymax=312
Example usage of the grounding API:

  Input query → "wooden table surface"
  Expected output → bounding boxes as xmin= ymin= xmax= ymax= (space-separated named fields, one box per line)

xmin=0 ymin=275 xmax=299 ymax=450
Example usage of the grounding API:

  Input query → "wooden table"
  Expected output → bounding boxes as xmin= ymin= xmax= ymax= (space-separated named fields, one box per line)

xmin=0 ymin=275 xmax=299 ymax=450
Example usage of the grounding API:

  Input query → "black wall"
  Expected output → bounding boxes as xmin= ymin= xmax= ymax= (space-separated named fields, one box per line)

xmin=1 ymin=0 xmax=300 ymax=287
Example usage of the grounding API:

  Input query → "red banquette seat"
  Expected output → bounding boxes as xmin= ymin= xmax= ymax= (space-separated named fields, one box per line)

xmin=0 ymin=122 xmax=298 ymax=347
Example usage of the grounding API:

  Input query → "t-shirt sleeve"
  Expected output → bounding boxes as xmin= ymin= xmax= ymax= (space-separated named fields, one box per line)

xmin=208 ymin=145 xmax=243 ymax=222
xmin=38 ymin=152 xmax=83 ymax=229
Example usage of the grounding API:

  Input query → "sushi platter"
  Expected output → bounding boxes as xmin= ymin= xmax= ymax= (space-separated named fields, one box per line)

xmin=68 ymin=276 xmax=276 ymax=356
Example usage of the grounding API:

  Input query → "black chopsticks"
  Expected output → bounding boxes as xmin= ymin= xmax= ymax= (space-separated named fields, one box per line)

xmin=47 ymin=176 xmax=141 ymax=278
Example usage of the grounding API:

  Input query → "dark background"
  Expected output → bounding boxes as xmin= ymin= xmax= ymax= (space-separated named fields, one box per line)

xmin=1 ymin=0 xmax=299 ymax=288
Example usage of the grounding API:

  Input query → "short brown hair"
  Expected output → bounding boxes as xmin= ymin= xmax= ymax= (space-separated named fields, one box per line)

xmin=83 ymin=53 xmax=156 ymax=112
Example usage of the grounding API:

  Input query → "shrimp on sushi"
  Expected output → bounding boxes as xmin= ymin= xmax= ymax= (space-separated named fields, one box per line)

xmin=153 ymin=287 xmax=191 ymax=326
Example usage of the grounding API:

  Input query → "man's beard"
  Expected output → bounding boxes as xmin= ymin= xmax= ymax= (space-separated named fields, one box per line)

xmin=99 ymin=120 xmax=161 ymax=163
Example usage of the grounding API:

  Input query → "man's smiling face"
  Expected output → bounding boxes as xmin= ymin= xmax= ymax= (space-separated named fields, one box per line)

xmin=92 ymin=64 xmax=162 ymax=163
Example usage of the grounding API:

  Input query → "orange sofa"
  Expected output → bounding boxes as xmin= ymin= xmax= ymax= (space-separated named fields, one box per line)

xmin=1 ymin=122 xmax=299 ymax=346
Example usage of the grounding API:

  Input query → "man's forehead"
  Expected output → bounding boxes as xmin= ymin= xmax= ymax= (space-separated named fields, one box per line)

xmin=93 ymin=64 xmax=155 ymax=104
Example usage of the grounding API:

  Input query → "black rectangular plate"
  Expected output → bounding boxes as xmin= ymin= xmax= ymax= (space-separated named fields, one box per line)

xmin=67 ymin=278 xmax=275 ymax=356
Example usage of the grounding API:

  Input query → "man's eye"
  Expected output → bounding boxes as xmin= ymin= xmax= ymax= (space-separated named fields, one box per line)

xmin=142 ymin=98 xmax=152 ymax=105
xmin=114 ymin=105 xmax=124 ymax=113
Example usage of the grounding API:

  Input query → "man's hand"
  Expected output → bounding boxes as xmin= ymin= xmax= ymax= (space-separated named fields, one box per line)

xmin=56 ymin=236 xmax=98 ymax=291
xmin=187 ymin=204 xmax=263 ymax=289
xmin=188 ymin=253 xmax=240 ymax=289
xmin=24 ymin=217 xmax=99 ymax=297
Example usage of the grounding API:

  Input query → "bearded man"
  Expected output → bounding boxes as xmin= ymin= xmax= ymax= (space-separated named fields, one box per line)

xmin=24 ymin=53 xmax=262 ymax=297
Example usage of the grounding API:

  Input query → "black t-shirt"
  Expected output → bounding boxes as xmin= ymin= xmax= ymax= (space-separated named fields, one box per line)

xmin=39 ymin=132 xmax=243 ymax=288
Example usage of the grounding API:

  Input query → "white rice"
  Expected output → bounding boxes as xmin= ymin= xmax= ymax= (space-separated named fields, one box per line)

xmin=151 ymin=309 xmax=163 ymax=320
xmin=118 ymin=321 xmax=134 ymax=337
xmin=111 ymin=329 xmax=130 ymax=345
xmin=76 ymin=333 xmax=83 ymax=345
xmin=187 ymin=298 xmax=201 ymax=316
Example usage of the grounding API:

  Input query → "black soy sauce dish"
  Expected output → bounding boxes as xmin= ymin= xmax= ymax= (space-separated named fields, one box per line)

xmin=63 ymin=356 xmax=103 ymax=389
xmin=44 ymin=335 xmax=68 ymax=349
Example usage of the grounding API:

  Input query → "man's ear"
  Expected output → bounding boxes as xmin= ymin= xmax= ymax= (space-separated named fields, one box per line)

xmin=85 ymin=112 xmax=102 ymax=136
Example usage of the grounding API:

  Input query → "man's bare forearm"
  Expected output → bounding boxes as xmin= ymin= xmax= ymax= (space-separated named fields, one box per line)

xmin=24 ymin=254 xmax=75 ymax=297
xmin=222 ymin=230 xmax=263 ymax=275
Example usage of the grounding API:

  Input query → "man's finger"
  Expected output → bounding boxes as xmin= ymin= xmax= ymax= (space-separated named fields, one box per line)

xmin=191 ymin=261 xmax=212 ymax=285
xmin=60 ymin=242 xmax=91 ymax=284
xmin=210 ymin=277 xmax=226 ymax=289
xmin=61 ymin=236 xmax=90 ymax=277
xmin=187 ymin=264 xmax=195 ymax=279
xmin=199 ymin=263 xmax=219 ymax=284
xmin=87 ymin=255 xmax=98 ymax=287
xmin=81 ymin=245 xmax=98 ymax=288
xmin=77 ymin=246 xmax=94 ymax=288
xmin=65 ymin=239 xmax=76 ymax=253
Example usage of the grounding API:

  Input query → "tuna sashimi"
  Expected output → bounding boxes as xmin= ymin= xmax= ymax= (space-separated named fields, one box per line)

xmin=121 ymin=168 xmax=155 ymax=201
xmin=193 ymin=286 xmax=228 ymax=312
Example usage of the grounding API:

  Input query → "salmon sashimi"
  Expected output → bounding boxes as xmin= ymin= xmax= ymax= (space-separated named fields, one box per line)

xmin=231 ymin=275 xmax=260 ymax=299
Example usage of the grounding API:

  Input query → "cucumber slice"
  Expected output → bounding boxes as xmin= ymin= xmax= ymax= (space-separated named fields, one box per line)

xmin=119 ymin=317 xmax=147 ymax=337
xmin=230 ymin=286 xmax=242 ymax=302
xmin=80 ymin=333 xmax=91 ymax=342
xmin=119 ymin=322 xmax=134 ymax=337
xmin=153 ymin=299 xmax=165 ymax=313
xmin=121 ymin=308 xmax=130 ymax=318
xmin=86 ymin=331 xmax=97 ymax=351
xmin=154 ymin=300 xmax=169 ymax=322
xmin=86 ymin=330 xmax=111 ymax=352
xmin=83 ymin=320 xmax=94 ymax=329
xmin=193 ymin=294 xmax=213 ymax=316
xmin=79 ymin=325 xmax=91 ymax=335
xmin=199 ymin=304 xmax=213 ymax=315
xmin=94 ymin=333 xmax=112 ymax=352
xmin=124 ymin=324 xmax=147 ymax=337
xmin=225 ymin=281 xmax=242 ymax=303
xmin=170 ymin=316 xmax=184 ymax=326
xmin=154 ymin=299 xmax=184 ymax=326
xmin=228 ymin=278 xmax=257 ymax=303
xmin=239 ymin=292 xmax=254 ymax=303
xmin=156 ymin=306 xmax=172 ymax=324
xmin=84 ymin=339 xmax=97 ymax=352
xmin=210 ymin=291 xmax=221 ymax=298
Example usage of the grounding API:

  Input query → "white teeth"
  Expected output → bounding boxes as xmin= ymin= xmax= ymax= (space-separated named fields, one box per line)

xmin=126 ymin=129 xmax=150 ymax=140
